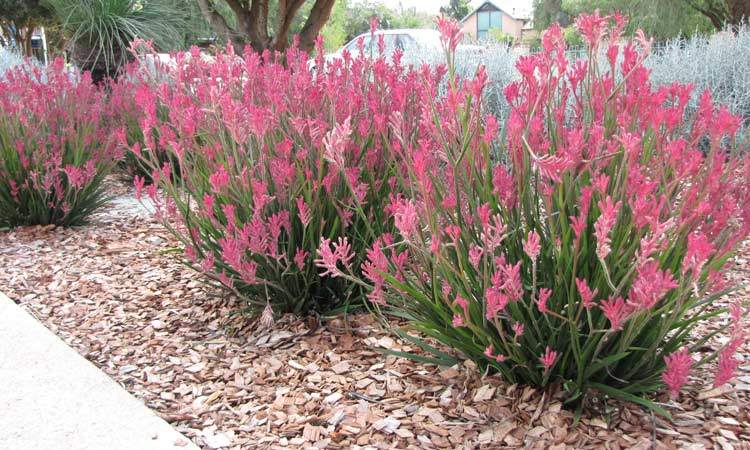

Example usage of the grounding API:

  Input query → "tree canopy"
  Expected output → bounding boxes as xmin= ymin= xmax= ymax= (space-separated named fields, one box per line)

xmin=440 ymin=0 xmax=471 ymax=21
xmin=0 ymin=0 xmax=52 ymax=55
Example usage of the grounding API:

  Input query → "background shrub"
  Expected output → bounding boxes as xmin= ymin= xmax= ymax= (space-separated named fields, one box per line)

xmin=0 ymin=59 xmax=119 ymax=227
xmin=647 ymin=26 xmax=750 ymax=128
xmin=356 ymin=15 xmax=750 ymax=413
xmin=130 ymin=38 xmax=431 ymax=316
xmin=109 ymin=51 xmax=174 ymax=180
xmin=0 ymin=47 xmax=28 ymax=77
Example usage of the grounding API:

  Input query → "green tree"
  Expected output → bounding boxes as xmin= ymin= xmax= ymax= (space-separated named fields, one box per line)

xmin=680 ymin=0 xmax=748 ymax=29
xmin=440 ymin=0 xmax=470 ymax=21
xmin=534 ymin=0 xmax=716 ymax=40
xmin=320 ymin=0 xmax=347 ymax=49
xmin=0 ymin=0 xmax=52 ymax=56
xmin=340 ymin=0 xmax=431 ymax=44
xmin=561 ymin=0 xmax=712 ymax=40
xmin=533 ymin=0 xmax=569 ymax=30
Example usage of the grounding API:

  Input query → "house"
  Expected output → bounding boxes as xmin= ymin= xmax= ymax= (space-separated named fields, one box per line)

xmin=459 ymin=1 xmax=531 ymax=43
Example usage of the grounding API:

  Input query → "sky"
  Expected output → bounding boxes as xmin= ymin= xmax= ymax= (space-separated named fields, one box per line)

xmin=377 ymin=0 xmax=533 ymax=19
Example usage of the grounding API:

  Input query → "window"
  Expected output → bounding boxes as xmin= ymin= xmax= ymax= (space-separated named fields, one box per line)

xmin=477 ymin=10 xmax=502 ymax=40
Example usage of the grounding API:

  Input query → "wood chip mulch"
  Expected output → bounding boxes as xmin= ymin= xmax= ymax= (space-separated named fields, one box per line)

xmin=1 ymin=181 xmax=748 ymax=450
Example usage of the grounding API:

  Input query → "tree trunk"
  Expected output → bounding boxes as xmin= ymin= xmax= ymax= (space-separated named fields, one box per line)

xmin=727 ymin=0 xmax=749 ymax=27
xmin=297 ymin=0 xmax=337 ymax=53
xmin=197 ymin=0 xmax=337 ymax=55
xmin=196 ymin=0 xmax=246 ymax=50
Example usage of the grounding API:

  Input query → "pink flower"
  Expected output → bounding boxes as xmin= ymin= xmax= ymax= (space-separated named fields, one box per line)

xmin=599 ymin=295 xmax=629 ymax=330
xmin=575 ymin=10 xmax=609 ymax=46
xmin=323 ymin=117 xmax=352 ymax=169
xmin=484 ymin=344 xmax=506 ymax=363
xmin=455 ymin=295 xmax=469 ymax=315
xmin=391 ymin=196 xmax=420 ymax=242
xmin=539 ymin=346 xmax=558 ymax=373
xmin=594 ymin=196 xmax=621 ymax=260
xmin=501 ymin=261 xmax=523 ymax=301
xmin=452 ymin=314 xmax=465 ymax=327
xmin=485 ymin=288 xmax=509 ymax=320
xmin=535 ymin=288 xmax=552 ymax=314
xmin=628 ymin=261 xmax=678 ymax=310
xmin=436 ymin=16 xmax=463 ymax=53
xmin=208 ymin=165 xmax=231 ymax=192
xmin=575 ymin=278 xmax=597 ymax=309
xmin=294 ymin=247 xmax=308 ymax=271
xmin=714 ymin=347 xmax=740 ymax=388
xmin=134 ymin=175 xmax=145 ymax=201
xmin=662 ymin=347 xmax=693 ymax=399
xmin=682 ymin=232 xmax=714 ymax=278
xmin=469 ymin=244 xmax=484 ymax=270
xmin=714 ymin=338 xmax=743 ymax=388
xmin=219 ymin=237 xmax=243 ymax=271
xmin=569 ymin=215 xmax=587 ymax=244
xmin=512 ymin=322 xmax=524 ymax=340
xmin=534 ymin=154 xmax=571 ymax=182
xmin=523 ymin=229 xmax=541 ymax=261
xmin=315 ymin=236 xmax=355 ymax=278
xmin=296 ymin=196 xmax=311 ymax=227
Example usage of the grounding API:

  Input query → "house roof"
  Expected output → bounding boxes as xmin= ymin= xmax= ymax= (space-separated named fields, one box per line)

xmin=459 ymin=1 xmax=531 ymax=23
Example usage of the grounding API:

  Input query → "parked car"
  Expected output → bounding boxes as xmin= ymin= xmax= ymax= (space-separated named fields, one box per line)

xmin=309 ymin=29 xmax=442 ymax=70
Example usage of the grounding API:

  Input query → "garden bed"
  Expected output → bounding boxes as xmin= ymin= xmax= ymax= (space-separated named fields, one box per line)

xmin=0 ymin=180 xmax=748 ymax=450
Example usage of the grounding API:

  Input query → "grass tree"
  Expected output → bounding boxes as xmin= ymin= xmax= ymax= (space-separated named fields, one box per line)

xmin=44 ymin=0 xmax=189 ymax=82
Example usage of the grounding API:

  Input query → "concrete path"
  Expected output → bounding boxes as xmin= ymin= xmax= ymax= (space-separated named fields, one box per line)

xmin=0 ymin=292 xmax=200 ymax=450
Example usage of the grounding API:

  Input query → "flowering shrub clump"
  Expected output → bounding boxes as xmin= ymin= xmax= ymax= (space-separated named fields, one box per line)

xmin=129 ymin=34 xmax=429 ymax=315
xmin=356 ymin=15 xmax=750 ymax=410
xmin=109 ymin=49 xmax=175 ymax=180
xmin=0 ymin=60 xmax=119 ymax=227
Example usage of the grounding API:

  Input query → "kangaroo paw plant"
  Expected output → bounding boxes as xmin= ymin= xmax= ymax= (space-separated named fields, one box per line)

xmin=356 ymin=14 xmax=750 ymax=411
xmin=0 ymin=60 xmax=118 ymax=227
xmin=128 ymin=33 xmax=429 ymax=316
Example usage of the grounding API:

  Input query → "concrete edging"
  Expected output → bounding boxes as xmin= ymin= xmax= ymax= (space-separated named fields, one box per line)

xmin=0 ymin=291 xmax=199 ymax=450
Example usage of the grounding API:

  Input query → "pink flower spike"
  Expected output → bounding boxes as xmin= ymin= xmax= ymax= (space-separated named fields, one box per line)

xmin=540 ymin=346 xmax=558 ymax=373
xmin=512 ymin=322 xmax=525 ymax=340
xmin=296 ymin=196 xmax=311 ymax=227
xmin=455 ymin=295 xmax=469 ymax=314
xmin=485 ymin=288 xmax=509 ymax=320
xmin=575 ymin=278 xmax=598 ymax=309
xmin=133 ymin=175 xmax=145 ymax=201
xmin=536 ymin=288 xmax=552 ymax=314
xmin=452 ymin=314 xmax=465 ymax=327
xmin=594 ymin=196 xmax=621 ymax=260
xmin=484 ymin=344 xmax=494 ymax=358
xmin=599 ymin=295 xmax=629 ymax=330
xmin=314 ymin=236 xmax=355 ymax=278
xmin=714 ymin=338 xmax=743 ymax=388
xmin=323 ymin=117 xmax=352 ymax=170
xmin=436 ymin=16 xmax=463 ymax=53
xmin=662 ymin=347 xmax=693 ymax=399
xmin=523 ymin=229 xmax=541 ymax=261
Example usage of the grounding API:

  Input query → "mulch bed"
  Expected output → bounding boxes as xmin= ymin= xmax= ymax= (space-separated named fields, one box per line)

xmin=1 ymin=180 xmax=748 ymax=450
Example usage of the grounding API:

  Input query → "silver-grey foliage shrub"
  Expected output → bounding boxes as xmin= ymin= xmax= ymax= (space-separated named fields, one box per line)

xmin=402 ymin=42 xmax=519 ymax=125
xmin=0 ymin=48 xmax=28 ymax=78
xmin=647 ymin=27 xmax=750 ymax=128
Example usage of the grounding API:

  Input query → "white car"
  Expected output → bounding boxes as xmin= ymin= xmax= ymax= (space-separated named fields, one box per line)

xmin=322 ymin=28 xmax=443 ymax=65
